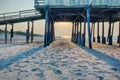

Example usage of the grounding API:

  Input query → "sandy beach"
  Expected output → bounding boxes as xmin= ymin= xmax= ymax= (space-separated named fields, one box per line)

xmin=0 ymin=39 xmax=120 ymax=80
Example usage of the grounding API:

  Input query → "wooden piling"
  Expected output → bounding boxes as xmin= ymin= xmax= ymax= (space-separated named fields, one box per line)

xmin=108 ymin=16 xmax=112 ymax=45
xmin=5 ymin=24 xmax=7 ymax=44
xmin=93 ymin=23 xmax=95 ymax=42
xmin=10 ymin=24 xmax=14 ymax=43
xmin=86 ymin=5 xmax=92 ymax=48
xmin=26 ymin=21 xmax=30 ymax=44
xmin=31 ymin=21 xmax=34 ymax=43
xmin=97 ymin=21 xmax=100 ymax=43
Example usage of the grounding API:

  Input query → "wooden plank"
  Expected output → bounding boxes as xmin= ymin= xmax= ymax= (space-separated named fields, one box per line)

xmin=40 ymin=0 xmax=120 ymax=7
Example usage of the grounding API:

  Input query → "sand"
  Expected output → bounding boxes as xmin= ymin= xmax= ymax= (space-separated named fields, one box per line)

xmin=0 ymin=39 xmax=120 ymax=80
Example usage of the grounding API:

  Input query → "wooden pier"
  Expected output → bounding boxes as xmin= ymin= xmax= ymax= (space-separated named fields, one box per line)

xmin=0 ymin=0 xmax=120 ymax=48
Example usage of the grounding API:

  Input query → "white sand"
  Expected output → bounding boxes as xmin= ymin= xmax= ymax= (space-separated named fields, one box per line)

xmin=0 ymin=40 xmax=120 ymax=80
xmin=92 ymin=43 xmax=120 ymax=60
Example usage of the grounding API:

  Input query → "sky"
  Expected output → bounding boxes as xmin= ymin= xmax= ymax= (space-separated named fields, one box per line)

xmin=0 ymin=0 xmax=119 ymax=39
xmin=0 ymin=0 xmax=72 ymax=37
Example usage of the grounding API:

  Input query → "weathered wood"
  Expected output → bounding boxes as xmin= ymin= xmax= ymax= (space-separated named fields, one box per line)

xmin=31 ymin=21 xmax=34 ymax=43
xmin=93 ymin=23 xmax=96 ymax=42
xmin=78 ymin=22 xmax=82 ymax=45
xmin=76 ymin=22 xmax=79 ymax=43
xmin=108 ymin=16 xmax=112 ymax=45
xmin=81 ymin=17 xmax=86 ymax=47
xmin=26 ymin=21 xmax=30 ymax=44
xmin=97 ymin=21 xmax=100 ymax=43
xmin=71 ymin=22 xmax=74 ymax=42
xmin=44 ymin=6 xmax=49 ymax=47
xmin=5 ymin=24 xmax=7 ymax=44
xmin=10 ymin=24 xmax=14 ymax=42
xmin=118 ymin=21 xmax=120 ymax=47
xmin=36 ymin=0 xmax=120 ymax=7
xmin=86 ymin=5 xmax=92 ymax=49
xmin=102 ymin=19 xmax=106 ymax=44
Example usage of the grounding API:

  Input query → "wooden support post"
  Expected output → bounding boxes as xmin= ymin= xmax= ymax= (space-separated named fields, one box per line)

xmin=93 ymin=23 xmax=95 ymax=42
xmin=52 ymin=22 xmax=55 ymax=41
xmin=31 ymin=21 xmax=34 ymax=43
xmin=73 ymin=22 xmax=75 ymax=42
xmin=50 ymin=22 xmax=53 ymax=43
xmin=71 ymin=22 xmax=74 ymax=42
xmin=108 ymin=16 xmax=112 ymax=45
xmin=86 ymin=5 xmax=92 ymax=49
xmin=97 ymin=21 xmax=100 ymax=43
xmin=5 ymin=24 xmax=7 ymax=44
xmin=10 ymin=24 xmax=14 ymax=43
xmin=118 ymin=21 xmax=120 ymax=47
xmin=81 ymin=17 xmax=86 ymax=47
xmin=47 ymin=21 xmax=51 ymax=45
xmin=112 ymin=22 xmax=114 ymax=36
xmin=26 ymin=21 xmax=30 ymax=44
xmin=91 ymin=23 xmax=93 ymax=36
xmin=102 ymin=19 xmax=106 ymax=44
xmin=44 ymin=6 xmax=49 ymax=47
xmin=76 ymin=22 xmax=79 ymax=43
xmin=78 ymin=22 xmax=82 ymax=45
xmin=75 ymin=22 xmax=77 ymax=43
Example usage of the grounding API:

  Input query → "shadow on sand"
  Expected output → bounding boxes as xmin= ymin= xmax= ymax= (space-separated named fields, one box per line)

xmin=0 ymin=43 xmax=25 ymax=49
xmin=81 ymin=46 xmax=120 ymax=71
xmin=0 ymin=45 xmax=44 ymax=70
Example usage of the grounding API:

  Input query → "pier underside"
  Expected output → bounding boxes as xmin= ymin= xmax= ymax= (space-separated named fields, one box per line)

xmin=35 ymin=5 xmax=120 ymax=48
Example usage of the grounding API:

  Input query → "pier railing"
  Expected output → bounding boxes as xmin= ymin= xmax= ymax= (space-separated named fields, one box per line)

xmin=0 ymin=9 xmax=41 ymax=21
xmin=34 ymin=0 xmax=120 ymax=8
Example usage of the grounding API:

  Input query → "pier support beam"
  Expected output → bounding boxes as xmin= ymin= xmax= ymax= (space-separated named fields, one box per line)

xmin=86 ymin=5 xmax=92 ymax=48
xmin=31 ymin=21 xmax=34 ymax=43
xmin=5 ymin=24 xmax=7 ymax=44
xmin=102 ymin=19 xmax=106 ymax=44
xmin=108 ymin=16 xmax=112 ymax=45
xmin=51 ymin=21 xmax=55 ymax=42
xmin=72 ymin=22 xmax=75 ymax=42
xmin=118 ymin=21 xmax=120 ymax=47
xmin=10 ymin=24 xmax=14 ymax=43
xmin=81 ymin=18 xmax=86 ymax=47
xmin=92 ymin=23 xmax=95 ymax=42
xmin=97 ymin=21 xmax=100 ymax=43
xmin=44 ymin=6 xmax=50 ymax=47
xmin=26 ymin=21 xmax=30 ymax=44
xmin=71 ymin=22 xmax=74 ymax=42
xmin=78 ymin=22 xmax=82 ymax=45
xmin=76 ymin=22 xmax=79 ymax=43
xmin=47 ymin=20 xmax=51 ymax=45
xmin=74 ymin=22 xmax=77 ymax=43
